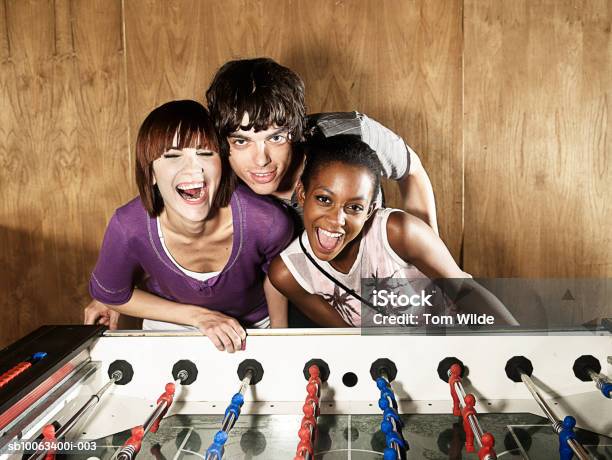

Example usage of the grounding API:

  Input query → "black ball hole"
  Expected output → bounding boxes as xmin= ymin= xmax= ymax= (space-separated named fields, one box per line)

xmin=342 ymin=372 xmax=358 ymax=387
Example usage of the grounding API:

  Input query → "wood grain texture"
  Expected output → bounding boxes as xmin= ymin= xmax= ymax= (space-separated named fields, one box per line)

xmin=1 ymin=1 xmax=610 ymax=347
xmin=464 ymin=0 xmax=611 ymax=278
xmin=0 ymin=0 xmax=129 ymax=347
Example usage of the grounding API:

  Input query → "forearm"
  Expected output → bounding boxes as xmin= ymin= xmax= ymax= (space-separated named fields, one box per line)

xmin=295 ymin=296 xmax=350 ymax=328
xmin=452 ymin=279 xmax=519 ymax=326
xmin=264 ymin=276 xmax=288 ymax=328
xmin=104 ymin=289 xmax=204 ymax=327
xmin=399 ymin=152 xmax=439 ymax=235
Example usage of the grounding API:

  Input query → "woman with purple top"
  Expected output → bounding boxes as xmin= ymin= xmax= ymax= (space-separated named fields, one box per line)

xmin=88 ymin=100 xmax=293 ymax=352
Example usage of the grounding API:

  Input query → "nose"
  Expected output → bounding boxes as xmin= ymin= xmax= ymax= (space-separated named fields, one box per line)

xmin=329 ymin=206 xmax=346 ymax=226
xmin=184 ymin=151 xmax=205 ymax=175
xmin=253 ymin=141 xmax=271 ymax=167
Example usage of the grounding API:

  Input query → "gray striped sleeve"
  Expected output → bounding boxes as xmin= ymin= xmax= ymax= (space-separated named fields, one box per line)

xmin=358 ymin=112 xmax=411 ymax=180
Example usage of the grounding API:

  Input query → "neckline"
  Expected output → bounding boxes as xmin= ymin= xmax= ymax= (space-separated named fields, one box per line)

xmin=148 ymin=191 xmax=242 ymax=284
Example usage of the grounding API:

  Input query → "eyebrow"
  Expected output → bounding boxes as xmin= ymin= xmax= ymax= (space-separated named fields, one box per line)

xmin=228 ymin=127 xmax=288 ymax=141
xmin=314 ymin=187 xmax=368 ymax=202
xmin=166 ymin=145 xmax=211 ymax=151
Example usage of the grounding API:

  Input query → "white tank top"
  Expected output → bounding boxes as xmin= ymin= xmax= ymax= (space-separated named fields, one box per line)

xmin=280 ymin=208 xmax=430 ymax=326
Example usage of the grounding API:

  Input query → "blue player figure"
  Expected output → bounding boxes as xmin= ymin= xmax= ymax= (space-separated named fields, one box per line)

xmin=558 ymin=415 xmax=577 ymax=460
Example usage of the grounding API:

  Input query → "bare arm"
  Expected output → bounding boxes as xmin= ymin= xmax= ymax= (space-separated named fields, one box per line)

xmin=269 ymin=257 xmax=349 ymax=327
xmin=387 ymin=212 xmax=518 ymax=325
xmin=102 ymin=290 xmax=247 ymax=352
xmin=264 ymin=275 xmax=288 ymax=328
xmin=387 ymin=211 xmax=460 ymax=278
xmin=399 ymin=150 xmax=439 ymax=234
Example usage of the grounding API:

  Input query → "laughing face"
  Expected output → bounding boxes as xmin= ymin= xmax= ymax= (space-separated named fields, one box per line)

xmin=299 ymin=162 xmax=376 ymax=266
xmin=152 ymin=132 xmax=222 ymax=224
xmin=226 ymin=114 xmax=293 ymax=196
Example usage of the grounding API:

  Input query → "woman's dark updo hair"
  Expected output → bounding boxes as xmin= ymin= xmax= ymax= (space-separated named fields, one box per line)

xmin=301 ymin=134 xmax=382 ymax=204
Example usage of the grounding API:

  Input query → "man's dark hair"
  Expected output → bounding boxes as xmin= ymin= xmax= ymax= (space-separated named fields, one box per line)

xmin=301 ymin=135 xmax=382 ymax=203
xmin=206 ymin=58 xmax=306 ymax=141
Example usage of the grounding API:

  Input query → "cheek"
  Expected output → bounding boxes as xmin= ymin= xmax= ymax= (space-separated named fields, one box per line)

xmin=270 ymin=145 xmax=291 ymax=164
xmin=228 ymin=152 xmax=248 ymax=172
xmin=348 ymin=215 xmax=368 ymax=234
xmin=210 ymin=158 xmax=223 ymax=180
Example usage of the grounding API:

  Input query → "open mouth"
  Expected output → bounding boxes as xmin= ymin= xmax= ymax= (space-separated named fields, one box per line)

xmin=249 ymin=169 xmax=277 ymax=185
xmin=315 ymin=228 xmax=345 ymax=253
xmin=176 ymin=182 xmax=207 ymax=204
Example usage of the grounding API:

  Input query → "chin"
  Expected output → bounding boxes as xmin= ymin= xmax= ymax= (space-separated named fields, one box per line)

xmin=181 ymin=205 xmax=213 ymax=223
xmin=249 ymin=181 xmax=279 ymax=195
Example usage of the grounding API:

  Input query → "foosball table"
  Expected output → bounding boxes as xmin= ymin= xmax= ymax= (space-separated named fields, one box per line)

xmin=0 ymin=325 xmax=610 ymax=459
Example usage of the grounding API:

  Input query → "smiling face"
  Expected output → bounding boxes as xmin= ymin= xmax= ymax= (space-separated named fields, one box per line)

xmin=226 ymin=114 xmax=293 ymax=196
xmin=152 ymin=131 xmax=222 ymax=224
xmin=299 ymin=162 xmax=377 ymax=263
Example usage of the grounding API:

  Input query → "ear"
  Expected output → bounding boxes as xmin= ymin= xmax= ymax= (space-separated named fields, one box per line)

xmin=296 ymin=181 xmax=306 ymax=206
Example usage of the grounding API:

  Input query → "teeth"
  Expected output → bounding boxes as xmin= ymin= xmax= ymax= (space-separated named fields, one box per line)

xmin=253 ymin=172 xmax=274 ymax=177
xmin=320 ymin=229 xmax=342 ymax=238
xmin=177 ymin=182 xmax=204 ymax=190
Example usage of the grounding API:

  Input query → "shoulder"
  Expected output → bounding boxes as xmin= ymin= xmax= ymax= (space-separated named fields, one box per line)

xmin=108 ymin=197 xmax=150 ymax=240
xmin=268 ymin=254 xmax=309 ymax=298
xmin=114 ymin=197 xmax=149 ymax=223
xmin=385 ymin=209 xmax=429 ymax=255
xmin=235 ymin=185 xmax=293 ymax=226
xmin=235 ymin=184 xmax=287 ymax=214
xmin=305 ymin=112 xmax=361 ymax=138
xmin=269 ymin=256 xmax=290 ymax=285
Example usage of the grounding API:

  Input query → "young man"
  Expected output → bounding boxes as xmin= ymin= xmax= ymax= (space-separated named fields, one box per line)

xmin=205 ymin=57 xmax=439 ymax=233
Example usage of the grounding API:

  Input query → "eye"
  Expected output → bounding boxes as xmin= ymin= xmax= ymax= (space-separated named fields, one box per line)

xmin=315 ymin=195 xmax=332 ymax=205
xmin=346 ymin=204 xmax=365 ymax=214
xmin=196 ymin=150 xmax=215 ymax=157
xmin=268 ymin=134 xmax=288 ymax=144
xmin=162 ymin=153 xmax=180 ymax=159
xmin=230 ymin=138 xmax=248 ymax=147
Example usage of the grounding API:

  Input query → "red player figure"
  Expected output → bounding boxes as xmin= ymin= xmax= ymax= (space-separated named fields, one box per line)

xmin=478 ymin=432 xmax=496 ymax=459
xmin=449 ymin=364 xmax=462 ymax=416
xmin=42 ymin=424 xmax=56 ymax=460
xmin=124 ymin=426 xmax=145 ymax=455
xmin=151 ymin=382 xmax=176 ymax=433
xmin=462 ymin=393 xmax=477 ymax=453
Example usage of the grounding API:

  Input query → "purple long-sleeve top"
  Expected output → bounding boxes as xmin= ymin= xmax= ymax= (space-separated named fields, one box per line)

xmin=89 ymin=185 xmax=294 ymax=326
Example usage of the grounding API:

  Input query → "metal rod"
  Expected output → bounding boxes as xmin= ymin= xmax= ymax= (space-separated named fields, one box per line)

xmin=27 ymin=372 xmax=121 ymax=460
xmin=378 ymin=371 xmax=404 ymax=458
xmin=519 ymin=373 xmax=590 ymax=460
xmin=219 ymin=370 xmax=251 ymax=433
xmin=587 ymin=369 xmax=610 ymax=389
xmin=205 ymin=371 xmax=253 ymax=459
xmin=452 ymin=381 xmax=485 ymax=447
xmin=115 ymin=376 xmax=182 ymax=460
xmin=142 ymin=400 xmax=169 ymax=434
xmin=142 ymin=374 xmax=183 ymax=434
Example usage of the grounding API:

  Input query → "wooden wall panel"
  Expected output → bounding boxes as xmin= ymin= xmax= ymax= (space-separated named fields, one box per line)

xmin=0 ymin=0 xmax=129 ymax=347
xmin=464 ymin=0 xmax=611 ymax=277
xmin=1 ymin=1 xmax=610 ymax=347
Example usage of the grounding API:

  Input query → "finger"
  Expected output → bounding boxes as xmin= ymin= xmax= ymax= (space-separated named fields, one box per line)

xmin=220 ymin=324 xmax=243 ymax=353
xmin=84 ymin=310 xmax=96 ymax=325
xmin=227 ymin=319 xmax=247 ymax=342
xmin=109 ymin=312 xmax=119 ymax=330
xmin=204 ymin=330 xmax=225 ymax=352
xmin=215 ymin=328 xmax=237 ymax=353
xmin=97 ymin=317 xmax=109 ymax=326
